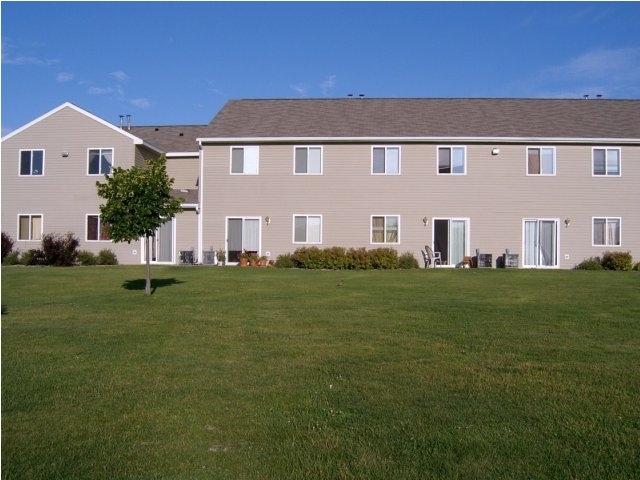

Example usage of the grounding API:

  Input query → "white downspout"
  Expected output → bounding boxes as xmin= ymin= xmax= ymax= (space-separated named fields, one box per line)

xmin=197 ymin=143 xmax=204 ymax=263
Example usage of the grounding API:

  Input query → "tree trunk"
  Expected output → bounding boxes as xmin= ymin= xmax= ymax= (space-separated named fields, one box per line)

xmin=145 ymin=234 xmax=151 ymax=296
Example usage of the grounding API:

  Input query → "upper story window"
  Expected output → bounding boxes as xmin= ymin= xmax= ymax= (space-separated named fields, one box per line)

xmin=372 ymin=146 xmax=400 ymax=174
xmin=527 ymin=147 xmax=556 ymax=175
xmin=294 ymin=146 xmax=322 ymax=174
xmin=593 ymin=217 xmax=621 ymax=246
xmin=438 ymin=146 xmax=466 ymax=174
xmin=231 ymin=146 xmax=259 ymax=174
xmin=87 ymin=215 xmax=111 ymax=241
xmin=593 ymin=148 xmax=620 ymax=176
xmin=18 ymin=214 xmax=43 ymax=241
xmin=371 ymin=215 xmax=399 ymax=244
xmin=20 ymin=149 xmax=44 ymax=176
xmin=88 ymin=148 xmax=113 ymax=175
xmin=293 ymin=215 xmax=322 ymax=244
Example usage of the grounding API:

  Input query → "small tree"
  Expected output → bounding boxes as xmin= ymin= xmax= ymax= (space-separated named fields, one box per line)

xmin=96 ymin=156 xmax=182 ymax=295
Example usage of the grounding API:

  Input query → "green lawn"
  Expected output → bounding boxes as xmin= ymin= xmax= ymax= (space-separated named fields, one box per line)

xmin=2 ymin=266 xmax=639 ymax=480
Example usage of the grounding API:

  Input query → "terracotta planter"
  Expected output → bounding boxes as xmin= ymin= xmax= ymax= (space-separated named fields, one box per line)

xmin=239 ymin=257 xmax=249 ymax=267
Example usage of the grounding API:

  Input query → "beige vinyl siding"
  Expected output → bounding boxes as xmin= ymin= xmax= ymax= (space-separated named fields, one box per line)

xmin=174 ymin=209 xmax=199 ymax=260
xmin=1 ymin=105 xmax=143 ymax=263
xmin=202 ymin=141 xmax=639 ymax=267
xmin=167 ymin=156 xmax=200 ymax=189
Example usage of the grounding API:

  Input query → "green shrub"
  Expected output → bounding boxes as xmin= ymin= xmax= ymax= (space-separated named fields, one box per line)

xmin=575 ymin=257 xmax=603 ymax=270
xmin=2 ymin=232 xmax=15 ymax=261
xmin=97 ymin=249 xmax=118 ymax=265
xmin=77 ymin=250 xmax=97 ymax=266
xmin=368 ymin=247 xmax=398 ymax=269
xmin=42 ymin=232 xmax=79 ymax=266
xmin=21 ymin=249 xmax=47 ymax=266
xmin=274 ymin=253 xmax=295 ymax=268
xmin=291 ymin=246 xmax=324 ymax=269
xmin=2 ymin=251 xmax=21 ymax=266
xmin=346 ymin=247 xmax=370 ymax=270
xmin=398 ymin=252 xmax=419 ymax=269
xmin=633 ymin=262 xmax=640 ymax=271
xmin=601 ymin=251 xmax=633 ymax=271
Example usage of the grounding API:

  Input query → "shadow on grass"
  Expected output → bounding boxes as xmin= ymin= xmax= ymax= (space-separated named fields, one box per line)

xmin=122 ymin=278 xmax=185 ymax=295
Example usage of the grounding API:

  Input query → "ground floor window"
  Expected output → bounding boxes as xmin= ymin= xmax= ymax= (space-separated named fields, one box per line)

xmin=371 ymin=215 xmax=399 ymax=244
xmin=18 ymin=214 xmax=42 ymax=241
xmin=593 ymin=217 xmax=620 ymax=246
xmin=86 ymin=215 xmax=110 ymax=241
xmin=294 ymin=215 xmax=322 ymax=243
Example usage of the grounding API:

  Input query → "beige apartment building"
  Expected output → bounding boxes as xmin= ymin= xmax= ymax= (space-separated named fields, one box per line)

xmin=2 ymin=98 xmax=639 ymax=268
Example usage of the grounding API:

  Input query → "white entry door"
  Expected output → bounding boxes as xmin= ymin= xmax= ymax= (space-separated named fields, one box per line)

xmin=523 ymin=219 xmax=558 ymax=268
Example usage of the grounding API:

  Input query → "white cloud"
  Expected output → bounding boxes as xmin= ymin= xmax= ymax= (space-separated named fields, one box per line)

xmin=88 ymin=86 xmax=114 ymax=95
xmin=526 ymin=47 xmax=640 ymax=98
xmin=57 ymin=72 xmax=74 ymax=82
xmin=110 ymin=70 xmax=130 ymax=82
xmin=130 ymin=98 xmax=151 ymax=109
xmin=546 ymin=47 xmax=640 ymax=82
xmin=320 ymin=75 xmax=337 ymax=96
xmin=290 ymin=83 xmax=307 ymax=96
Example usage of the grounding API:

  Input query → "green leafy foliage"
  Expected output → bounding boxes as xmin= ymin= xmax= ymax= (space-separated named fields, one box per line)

xmin=284 ymin=246 xmax=401 ymax=269
xmin=575 ymin=257 xmax=604 ymax=270
xmin=96 ymin=156 xmax=182 ymax=243
xmin=77 ymin=250 xmax=97 ymax=266
xmin=601 ymin=251 xmax=633 ymax=271
xmin=96 ymin=249 xmax=118 ymax=265
xmin=398 ymin=251 xmax=419 ymax=269
xmin=96 ymin=156 xmax=181 ymax=294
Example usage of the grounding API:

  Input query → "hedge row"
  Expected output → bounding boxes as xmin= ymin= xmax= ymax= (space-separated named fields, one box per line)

xmin=275 ymin=246 xmax=419 ymax=270
xmin=1 ymin=232 xmax=118 ymax=266
xmin=576 ymin=251 xmax=638 ymax=271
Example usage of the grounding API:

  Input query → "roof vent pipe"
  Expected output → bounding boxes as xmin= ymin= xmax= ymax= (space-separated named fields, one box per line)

xmin=583 ymin=94 xmax=589 ymax=99
xmin=119 ymin=115 xmax=124 ymax=128
xmin=126 ymin=115 xmax=131 ymax=131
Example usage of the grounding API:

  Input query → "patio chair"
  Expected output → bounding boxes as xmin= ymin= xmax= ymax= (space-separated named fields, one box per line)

xmin=425 ymin=245 xmax=442 ymax=268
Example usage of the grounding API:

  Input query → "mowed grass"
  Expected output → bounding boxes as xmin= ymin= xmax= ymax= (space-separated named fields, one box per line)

xmin=2 ymin=266 xmax=639 ymax=480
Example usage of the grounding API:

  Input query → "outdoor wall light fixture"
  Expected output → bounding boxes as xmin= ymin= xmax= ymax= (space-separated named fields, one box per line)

xmin=491 ymin=148 xmax=500 ymax=155
xmin=422 ymin=217 xmax=429 ymax=226
xmin=61 ymin=152 xmax=69 ymax=157
xmin=564 ymin=218 xmax=571 ymax=227
xmin=265 ymin=216 xmax=271 ymax=225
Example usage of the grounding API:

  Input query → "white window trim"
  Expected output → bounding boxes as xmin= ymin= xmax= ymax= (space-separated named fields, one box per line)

xmin=87 ymin=147 xmax=114 ymax=176
xmin=18 ymin=149 xmax=45 ymax=176
xmin=591 ymin=147 xmax=621 ymax=177
xmin=371 ymin=146 xmax=401 ymax=175
xmin=526 ymin=146 xmax=556 ymax=176
xmin=85 ymin=214 xmax=111 ymax=242
xmin=370 ymin=214 xmax=400 ymax=245
xmin=592 ymin=216 xmax=622 ymax=247
xmin=437 ymin=145 xmax=467 ymax=175
xmin=293 ymin=146 xmax=323 ymax=175
xmin=17 ymin=213 xmax=43 ymax=241
xmin=230 ymin=146 xmax=260 ymax=175
xmin=292 ymin=214 xmax=323 ymax=244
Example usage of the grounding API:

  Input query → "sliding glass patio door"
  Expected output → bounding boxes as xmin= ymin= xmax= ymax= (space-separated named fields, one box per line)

xmin=227 ymin=217 xmax=260 ymax=263
xmin=523 ymin=219 xmax=558 ymax=268
xmin=433 ymin=218 xmax=468 ymax=266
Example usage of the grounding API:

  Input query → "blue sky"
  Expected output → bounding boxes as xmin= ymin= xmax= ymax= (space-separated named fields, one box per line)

xmin=2 ymin=1 xmax=640 ymax=135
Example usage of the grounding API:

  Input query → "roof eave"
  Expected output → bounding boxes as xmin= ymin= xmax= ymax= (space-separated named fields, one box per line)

xmin=197 ymin=136 xmax=640 ymax=145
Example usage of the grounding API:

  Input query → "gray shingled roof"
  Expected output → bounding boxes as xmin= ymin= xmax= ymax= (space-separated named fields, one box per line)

xmin=203 ymin=98 xmax=640 ymax=140
xmin=129 ymin=125 xmax=209 ymax=152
